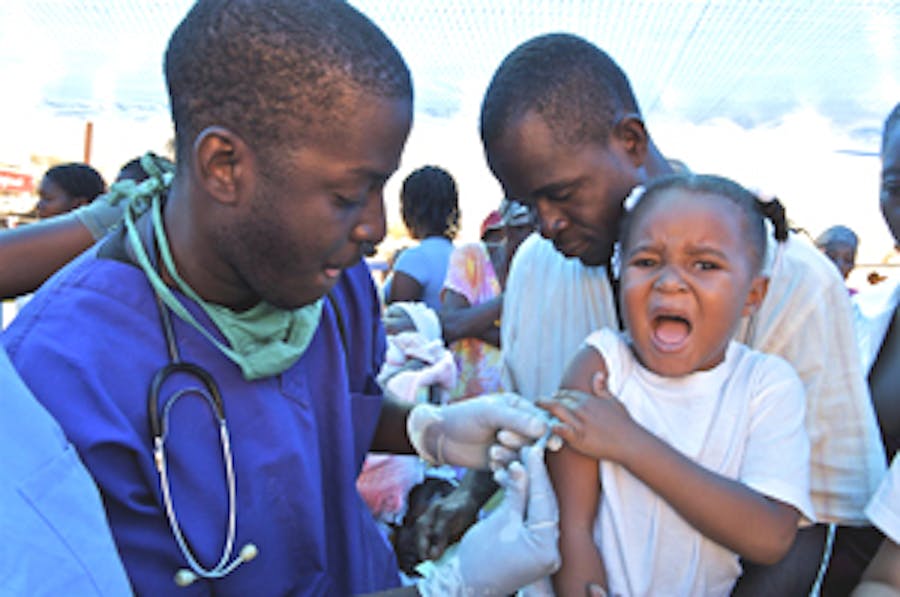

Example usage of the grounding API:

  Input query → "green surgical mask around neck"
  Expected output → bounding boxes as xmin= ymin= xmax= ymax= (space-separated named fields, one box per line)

xmin=122 ymin=156 xmax=323 ymax=380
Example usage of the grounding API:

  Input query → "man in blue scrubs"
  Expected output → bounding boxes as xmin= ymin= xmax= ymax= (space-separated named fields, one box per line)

xmin=3 ymin=1 xmax=556 ymax=595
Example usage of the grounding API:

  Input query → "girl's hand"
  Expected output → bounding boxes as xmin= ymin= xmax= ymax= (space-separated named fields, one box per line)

xmin=538 ymin=372 xmax=638 ymax=464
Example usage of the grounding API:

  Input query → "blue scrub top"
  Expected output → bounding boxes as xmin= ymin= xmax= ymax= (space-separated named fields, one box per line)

xmin=0 ymin=347 xmax=131 ymax=595
xmin=3 ymin=242 xmax=400 ymax=596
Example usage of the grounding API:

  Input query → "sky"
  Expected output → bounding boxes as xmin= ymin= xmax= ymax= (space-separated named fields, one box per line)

xmin=0 ymin=0 xmax=897 ymax=266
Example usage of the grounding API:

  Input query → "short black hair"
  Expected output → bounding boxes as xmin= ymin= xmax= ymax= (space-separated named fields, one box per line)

xmin=622 ymin=174 xmax=769 ymax=274
xmin=815 ymin=225 xmax=858 ymax=250
xmin=116 ymin=154 xmax=175 ymax=184
xmin=115 ymin=157 xmax=151 ymax=183
xmin=883 ymin=102 xmax=900 ymax=154
xmin=42 ymin=163 xmax=106 ymax=203
xmin=481 ymin=33 xmax=639 ymax=148
xmin=164 ymin=0 xmax=412 ymax=167
xmin=400 ymin=166 xmax=460 ymax=240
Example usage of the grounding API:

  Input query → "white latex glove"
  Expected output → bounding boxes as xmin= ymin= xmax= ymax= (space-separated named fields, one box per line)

xmin=71 ymin=191 xmax=128 ymax=240
xmin=417 ymin=439 xmax=560 ymax=596
xmin=74 ymin=154 xmax=175 ymax=240
xmin=407 ymin=393 xmax=549 ymax=470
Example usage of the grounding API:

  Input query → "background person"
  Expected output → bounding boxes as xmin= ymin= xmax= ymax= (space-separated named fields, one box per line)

xmin=827 ymin=101 xmax=900 ymax=596
xmin=6 ymin=161 xmax=111 ymax=322
xmin=0 ymin=152 xmax=170 ymax=302
xmin=441 ymin=199 xmax=535 ymax=396
xmin=864 ymin=102 xmax=900 ymax=463
xmin=0 ymin=346 xmax=131 ymax=595
xmin=815 ymin=224 xmax=859 ymax=291
xmin=36 ymin=162 xmax=106 ymax=219
xmin=387 ymin=165 xmax=460 ymax=311
xmin=479 ymin=208 xmax=503 ymax=245
xmin=381 ymin=245 xmax=408 ymax=306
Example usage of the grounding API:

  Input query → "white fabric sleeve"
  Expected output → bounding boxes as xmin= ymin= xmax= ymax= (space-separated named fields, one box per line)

xmin=865 ymin=455 xmax=900 ymax=544
xmin=739 ymin=353 xmax=815 ymax=522
xmin=854 ymin=280 xmax=900 ymax=375
xmin=581 ymin=327 xmax=631 ymax=395
xmin=499 ymin=236 xmax=533 ymax=394
xmin=736 ymin=234 xmax=885 ymax=523
xmin=501 ymin=234 xmax=618 ymax=400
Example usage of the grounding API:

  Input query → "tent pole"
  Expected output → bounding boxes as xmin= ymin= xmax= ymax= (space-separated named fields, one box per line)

xmin=83 ymin=121 xmax=93 ymax=164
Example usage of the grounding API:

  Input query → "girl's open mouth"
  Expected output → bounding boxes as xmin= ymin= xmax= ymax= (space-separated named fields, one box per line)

xmin=652 ymin=314 xmax=691 ymax=351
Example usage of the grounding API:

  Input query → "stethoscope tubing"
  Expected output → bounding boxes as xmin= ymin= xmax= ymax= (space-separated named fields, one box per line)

xmin=148 ymin=275 xmax=251 ymax=584
xmin=154 ymin=398 xmax=239 ymax=578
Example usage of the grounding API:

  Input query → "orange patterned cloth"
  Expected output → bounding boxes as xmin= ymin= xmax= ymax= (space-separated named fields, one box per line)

xmin=443 ymin=243 xmax=504 ymax=400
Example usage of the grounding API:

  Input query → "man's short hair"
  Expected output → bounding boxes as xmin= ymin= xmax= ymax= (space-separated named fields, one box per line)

xmin=164 ymin=0 xmax=412 ymax=166
xmin=481 ymin=33 xmax=639 ymax=148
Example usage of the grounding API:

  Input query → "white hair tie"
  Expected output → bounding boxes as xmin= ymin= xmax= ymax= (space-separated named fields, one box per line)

xmin=624 ymin=185 xmax=645 ymax=211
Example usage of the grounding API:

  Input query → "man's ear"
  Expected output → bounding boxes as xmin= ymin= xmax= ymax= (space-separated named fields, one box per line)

xmin=192 ymin=126 xmax=253 ymax=206
xmin=611 ymin=113 xmax=649 ymax=168
xmin=742 ymin=275 xmax=769 ymax=317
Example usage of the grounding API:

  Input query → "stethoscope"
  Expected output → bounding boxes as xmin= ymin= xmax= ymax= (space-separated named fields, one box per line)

xmin=148 ymin=289 xmax=259 ymax=587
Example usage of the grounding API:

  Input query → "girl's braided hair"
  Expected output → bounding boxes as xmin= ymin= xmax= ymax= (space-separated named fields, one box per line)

xmin=621 ymin=174 xmax=789 ymax=274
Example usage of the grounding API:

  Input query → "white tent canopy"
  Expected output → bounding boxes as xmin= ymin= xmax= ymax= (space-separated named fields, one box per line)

xmin=2 ymin=1 xmax=897 ymax=134
xmin=1 ymin=0 xmax=899 ymax=261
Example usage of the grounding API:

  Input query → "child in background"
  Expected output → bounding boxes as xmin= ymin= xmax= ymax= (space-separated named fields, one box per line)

xmin=387 ymin=165 xmax=460 ymax=311
xmin=542 ymin=174 xmax=814 ymax=596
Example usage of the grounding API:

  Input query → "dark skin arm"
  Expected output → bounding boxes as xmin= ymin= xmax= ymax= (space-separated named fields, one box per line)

xmin=387 ymin=271 xmax=423 ymax=304
xmin=369 ymin=396 xmax=415 ymax=454
xmin=852 ymin=538 xmax=900 ymax=595
xmin=868 ymin=305 xmax=900 ymax=453
xmin=413 ymin=468 xmax=498 ymax=561
xmin=439 ymin=289 xmax=501 ymax=346
xmin=547 ymin=348 xmax=608 ymax=595
xmin=0 ymin=214 xmax=95 ymax=299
